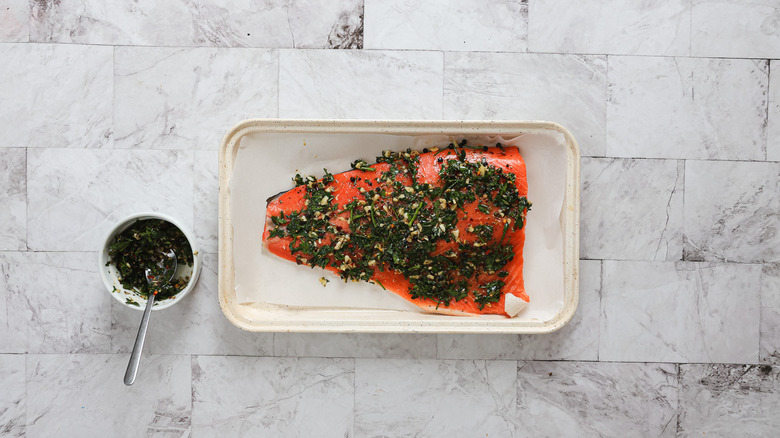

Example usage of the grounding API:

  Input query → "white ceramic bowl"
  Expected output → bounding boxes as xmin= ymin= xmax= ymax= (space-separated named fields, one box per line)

xmin=99 ymin=212 xmax=202 ymax=311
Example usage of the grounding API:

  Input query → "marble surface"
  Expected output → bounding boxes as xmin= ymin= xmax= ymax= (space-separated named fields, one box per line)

xmin=0 ymin=43 xmax=113 ymax=149
xmin=0 ymin=149 xmax=25 ymax=251
xmin=364 ymin=0 xmax=528 ymax=52
xmin=581 ymin=158 xmax=683 ymax=261
xmin=761 ymin=263 xmax=780 ymax=364
xmin=29 ymin=0 xmax=364 ymax=49
xmin=684 ymin=160 xmax=780 ymax=263
xmin=0 ymin=355 xmax=25 ymax=437
xmin=600 ymin=261 xmax=762 ymax=364
xmin=114 ymin=47 xmax=279 ymax=150
xmin=279 ymin=49 xmax=443 ymax=119
xmin=26 ymin=149 xmax=194 ymax=252
xmin=444 ymin=52 xmax=607 ymax=157
xmin=528 ymin=0 xmax=690 ymax=56
xmin=678 ymin=363 xmax=780 ymax=436
xmin=607 ymin=56 xmax=768 ymax=160
xmin=691 ymin=0 xmax=780 ymax=59
xmin=770 ymin=60 xmax=780 ymax=162
xmin=194 ymin=151 xmax=219 ymax=254
xmin=2 ymin=1 xmax=780 ymax=436
xmin=0 ymin=251 xmax=112 ymax=354
xmin=517 ymin=361 xmax=678 ymax=436
xmin=355 ymin=359 xmax=517 ymax=436
xmin=0 ymin=0 xmax=27 ymax=42
xmin=192 ymin=356 xmax=354 ymax=436
xmin=26 ymin=354 xmax=191 ymax=437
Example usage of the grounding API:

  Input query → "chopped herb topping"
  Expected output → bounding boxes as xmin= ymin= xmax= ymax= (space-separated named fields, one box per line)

xmin=268 ymin=147 xmax=531 ymax=310
xmin=107 ymin=219 xmax=193 ymax=300
xmin=351 ymin=159 xmax=376 ymax=172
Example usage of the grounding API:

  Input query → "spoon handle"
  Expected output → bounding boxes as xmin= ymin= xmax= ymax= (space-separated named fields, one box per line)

xmin=124 ymin=293 xmax=155 ymax=386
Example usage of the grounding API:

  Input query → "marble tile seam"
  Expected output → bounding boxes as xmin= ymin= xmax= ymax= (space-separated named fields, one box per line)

xmin=6 ymin=352 xmax=776 ymax=366
xmin=4 ymin=40 xmax=780 ymax=62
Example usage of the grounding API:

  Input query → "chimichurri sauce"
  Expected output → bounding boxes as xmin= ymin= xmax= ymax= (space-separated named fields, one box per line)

xmin=108 ymin=219 xmax=193 ymax=301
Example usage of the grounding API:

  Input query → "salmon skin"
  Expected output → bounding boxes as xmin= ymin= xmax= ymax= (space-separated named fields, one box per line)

xmin=263 ymin=144 xmax=532 ymax=317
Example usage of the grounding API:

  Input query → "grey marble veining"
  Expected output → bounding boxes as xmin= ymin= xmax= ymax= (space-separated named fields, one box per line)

xmin=364 ymin=0 xmax=527 ymax=52
xmin=0 ymin=354 xmax=25 ymax=437
xmin=355 ymin=359 xmax=517 ymax=437
xmin=436 ymin=259 xmax=601 ymax=361
xmin=30 ymin=0 xmax=195 ymax=46
xmin=111 ymin=254 xmax=274 ymax=356
xmin=581 ymin=158 xmax=683 ymax=261
xmin=275 ymin=332 xmax=437 ymax=359
xmin=529 ymin=0 xmax=690 ymax=56
xmin=26 ymin=149 xmax=193 ymax=252
xmin=192 ymin=356 xmax=354 ymax=436
xmin=0 ymin=251 xmax=112 ymax=354
xmin=768 ymin=60 xmax=780 ymax=162
xmin=0 ymin=148 xmax=25 ymax=251
xmin=0 ymin=43 xmax=112 ymax=149
xmin=26 ymin=354 xmax=191 ymax=437
xmin=679 ymin=364 xmax=780 ymax=436
xmin=114 ymin=46 xmax=278 ymax=151
xmin=188 ymin=0 xmax=363 ymax=49
xmin=607 ymin=56 xmax=768 ymax=160
xmin=279 ymin=49 xmax=443 ymax=119
xmin=684 ymin=160 xmax=780 ymax=263
xmin=29 ymin=0 xmax=364 ymax=48
xmin=761 ymin=263 xmax=780 ymax=364
xmin=517 ymin=361 xmax=678 ymax=437
xmin=0 ymin=267 xmax=17 ymax=352
xmin=0 ymin=0 xmax=27 ymax=42
xmin=601 ymin=261 xmax=761 ymax=363
xmin=443 ymin=52 xmax=607 ymax=157
xmin=692 ymin=0 xmax=780 ymax=58
xmin=194 ymin=150 xmax=219 ymax=254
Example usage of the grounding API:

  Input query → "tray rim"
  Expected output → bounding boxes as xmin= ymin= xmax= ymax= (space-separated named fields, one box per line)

xmin=218 ymin=119 xmax=580 ymax=334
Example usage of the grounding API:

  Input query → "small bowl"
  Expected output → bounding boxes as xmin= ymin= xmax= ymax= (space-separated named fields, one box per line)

xmin=99 ymin=212 xmax=202 ymax=311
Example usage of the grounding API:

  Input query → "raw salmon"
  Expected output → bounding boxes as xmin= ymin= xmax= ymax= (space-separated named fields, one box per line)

xmin=262 ymin=144 xmax=531 ymax=317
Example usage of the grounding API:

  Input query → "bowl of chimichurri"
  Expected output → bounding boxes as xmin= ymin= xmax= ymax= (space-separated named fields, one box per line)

xmin=99 ymin=212 xmax=202 ymax=311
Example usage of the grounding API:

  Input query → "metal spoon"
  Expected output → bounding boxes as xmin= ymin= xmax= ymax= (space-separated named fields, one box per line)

xmin=124 ymin=249 xmax=177 ymax=386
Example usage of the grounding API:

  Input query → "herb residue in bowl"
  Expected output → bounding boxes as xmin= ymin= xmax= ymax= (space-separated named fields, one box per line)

xmin=108 ymin=219 xmax=193 ymax=301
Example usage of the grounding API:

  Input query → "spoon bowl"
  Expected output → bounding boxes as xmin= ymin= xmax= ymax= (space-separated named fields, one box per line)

xmin=145 ymin=249 xmax=178 ymax=287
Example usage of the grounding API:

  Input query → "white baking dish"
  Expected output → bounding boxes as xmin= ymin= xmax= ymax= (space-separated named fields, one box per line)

xmin=218 ymin=119 xmax=580 ymax=333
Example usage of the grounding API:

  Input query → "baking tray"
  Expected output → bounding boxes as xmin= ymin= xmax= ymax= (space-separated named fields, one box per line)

xmin=218 ymin=119 xmax=580 ymax=333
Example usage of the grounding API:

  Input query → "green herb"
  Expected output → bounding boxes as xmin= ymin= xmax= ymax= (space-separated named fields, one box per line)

xmin=351 ymin=159 xmax=376 ymax=172
xmin=472 ymin=224 xmax=494 ymax=242
xmin=475 ymin=280 xmax=505 ymax=309
xmin=107 ymin=219 xmax=193 ymax=300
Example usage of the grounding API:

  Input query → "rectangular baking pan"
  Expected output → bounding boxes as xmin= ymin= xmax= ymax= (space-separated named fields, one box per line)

xmin=218 ymin=119 xmax=580 ymax=333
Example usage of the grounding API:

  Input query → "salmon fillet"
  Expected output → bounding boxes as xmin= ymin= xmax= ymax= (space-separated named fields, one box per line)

xmin=262 ymin=144 xmax=531 ymax=317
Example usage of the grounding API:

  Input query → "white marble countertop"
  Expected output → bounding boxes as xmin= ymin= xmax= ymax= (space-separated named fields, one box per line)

xmin=1 ymin=1 xmax=779 ymax=436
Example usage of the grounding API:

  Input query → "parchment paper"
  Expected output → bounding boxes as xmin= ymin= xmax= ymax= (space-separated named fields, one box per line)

xmin=230 ymin=130 xmax=566 ymax=321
